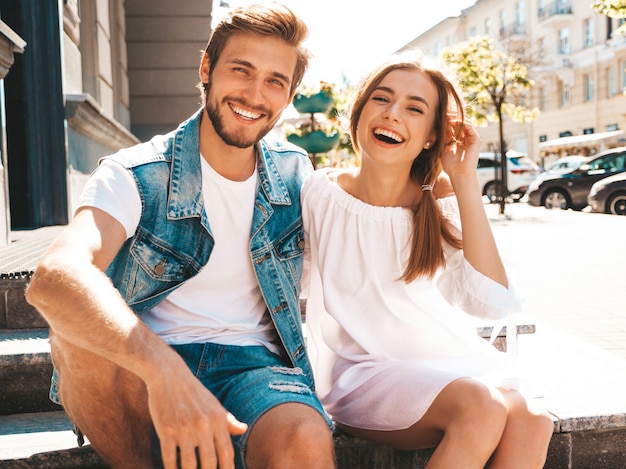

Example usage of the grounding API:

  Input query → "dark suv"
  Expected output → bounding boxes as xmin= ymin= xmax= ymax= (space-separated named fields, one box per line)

xmin=527 ymin=147 xmax=626 ymax=210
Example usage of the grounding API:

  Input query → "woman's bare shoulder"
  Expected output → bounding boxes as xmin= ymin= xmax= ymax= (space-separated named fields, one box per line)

xmin=434 ymin=172 xmax=455 ymax=199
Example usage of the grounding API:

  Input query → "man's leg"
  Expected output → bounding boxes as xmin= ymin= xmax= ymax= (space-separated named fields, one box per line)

xmin=190 ymin=343 xmax=334 ymax=468
xmin=51 ymin=332 xmax=154 ymax=468
xmin=245 ymin=403 xmax=335 ymax=469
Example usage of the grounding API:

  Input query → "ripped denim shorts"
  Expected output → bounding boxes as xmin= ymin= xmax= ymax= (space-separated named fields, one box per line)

xmin=153 ymin=342 xmax=332 ymax=469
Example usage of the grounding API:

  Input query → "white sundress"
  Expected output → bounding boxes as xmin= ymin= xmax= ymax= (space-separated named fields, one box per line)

xmin=301 ymin=168 xmax=523 ymax=431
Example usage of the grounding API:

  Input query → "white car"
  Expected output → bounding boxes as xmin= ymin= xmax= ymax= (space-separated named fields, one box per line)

xmin=476 ymin=151 xmax=540 ymax=202
xmin=543 ymin=155 xmax=589 ymax=175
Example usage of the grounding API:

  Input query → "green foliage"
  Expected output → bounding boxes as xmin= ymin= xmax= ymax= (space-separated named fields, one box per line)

xmin=441 ymin=36 xmax=538 ymax=126
xmin=592 ymin=0 xmax=626 ymax=35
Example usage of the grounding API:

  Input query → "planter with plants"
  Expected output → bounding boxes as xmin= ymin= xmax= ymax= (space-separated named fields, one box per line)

xmin=283 ymin=81 xmax=349 ymax=168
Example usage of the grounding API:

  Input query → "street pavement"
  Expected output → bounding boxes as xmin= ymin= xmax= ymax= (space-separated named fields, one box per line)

xmin=484 ymin=200 xmax=626 ymax=361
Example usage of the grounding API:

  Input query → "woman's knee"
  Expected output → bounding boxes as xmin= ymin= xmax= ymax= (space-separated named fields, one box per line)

xmin=504 ymin=390 xmax=555 ymax=441
xmin=445 ymin=380 xmax=508 ymax=428
xmin=431 ymin=379 xmax=509 ymax=456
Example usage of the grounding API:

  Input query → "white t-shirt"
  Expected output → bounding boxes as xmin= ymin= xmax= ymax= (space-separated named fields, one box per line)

xmin=78 ymin=157 xmax=279 ymax=353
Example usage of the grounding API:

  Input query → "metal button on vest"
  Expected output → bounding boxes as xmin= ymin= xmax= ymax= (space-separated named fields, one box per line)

xmin=154 ymin=260 xmax=167 ymax=276
xmin=298 ymin=239 xmax=305 ymax=250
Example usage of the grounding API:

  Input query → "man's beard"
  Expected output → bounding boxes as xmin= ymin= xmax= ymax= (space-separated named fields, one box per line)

xmin=205 ymin=91 xmax=277 ymax=149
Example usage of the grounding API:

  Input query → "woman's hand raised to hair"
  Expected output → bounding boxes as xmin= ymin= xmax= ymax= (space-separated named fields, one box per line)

xmin=440 ymin=120 xmax=482 ymax=183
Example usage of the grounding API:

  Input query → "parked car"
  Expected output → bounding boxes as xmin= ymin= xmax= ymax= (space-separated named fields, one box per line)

xmin=543 ymin=155 xmax=589 ymax=175
xmin=527 ymin=147 xmax=626 ymax=210
xmin=587 ymin=171 xmax=626 ymax=215
xmin=476 ymin=151 xmax=540 ymax=202
xmin=527 ymin=155 xmax=589 ymax=193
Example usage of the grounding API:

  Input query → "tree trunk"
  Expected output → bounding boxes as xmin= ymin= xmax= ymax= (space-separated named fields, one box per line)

xmin=497 ymin=105 xmax=507 ymax=215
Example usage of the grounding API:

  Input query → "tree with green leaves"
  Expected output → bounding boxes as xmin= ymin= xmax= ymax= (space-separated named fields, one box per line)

xmin=442 ymin=36 xmax=539 ymax=215
xmin=592 ymin=1 xmax=626 ymax=35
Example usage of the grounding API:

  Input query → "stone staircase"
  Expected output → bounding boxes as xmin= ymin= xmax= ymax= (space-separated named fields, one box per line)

xmin=1 ymin=227 xmax=626 ymax=468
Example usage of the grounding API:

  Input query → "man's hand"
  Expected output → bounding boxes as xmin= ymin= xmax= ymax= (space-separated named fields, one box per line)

xmin=147 ymin=361 xmax=248 ymax=469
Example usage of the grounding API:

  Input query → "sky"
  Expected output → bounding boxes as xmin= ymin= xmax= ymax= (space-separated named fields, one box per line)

xmin=212 ymin=0 xmax=477 ymax=88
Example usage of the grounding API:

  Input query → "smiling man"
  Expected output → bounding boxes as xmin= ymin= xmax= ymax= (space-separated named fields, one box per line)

xmin=25 ymin=4 xmax=334 ymax=469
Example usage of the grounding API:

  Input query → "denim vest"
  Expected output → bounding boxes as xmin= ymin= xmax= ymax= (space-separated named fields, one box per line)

xmin=104 ymin=109 xmax=315 ymax=383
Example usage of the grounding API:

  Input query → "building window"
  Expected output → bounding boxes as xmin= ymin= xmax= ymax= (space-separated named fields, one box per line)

xmin=585 ymin=74 xmax=594 ymax=102
xmin=537 ymin=37 xmax=546 ymax=56
xmin=539 ymin=134 xmax=547 ymax=142
xmin=538 ymin=0 xmax=546 ymax=14
xmin=559 ymin=28 xmax=570 ymax=54
xmin=433 ymin=41 xmax=443 ymax=56
xmin=469 ymin=26 xmax=477 ymax=37
xmin=500 ymin=10 xmax=506 ymax=35
xmin=621 ymin=59 xmax=626 ymax=91
xmin=485 ymin=18 xmax=492 ymax=36
xmin=584 ymin=18 xmax=594 ymax=48
xmin=557 ymin=0 xmax=571 ymax=14
xmin=584 ymin=128 xmax=594 ymax=134
xmin=539 ymin=87 xmax=547 ymax=111
xmin=516 ymin=1 xmax=525 ymax=27
xmin=560 ymin=83 xmax=570 ymax=107
xmin=608 ymin=67 xmax=615 ymax=98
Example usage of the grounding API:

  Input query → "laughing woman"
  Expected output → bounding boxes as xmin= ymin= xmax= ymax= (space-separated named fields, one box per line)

xmin=301 ymin=52 xmax=553 ymax=468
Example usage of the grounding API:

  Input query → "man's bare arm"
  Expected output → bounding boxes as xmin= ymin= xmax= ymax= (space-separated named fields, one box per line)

xmin=26 ymin=207 xmax=247 ymax=469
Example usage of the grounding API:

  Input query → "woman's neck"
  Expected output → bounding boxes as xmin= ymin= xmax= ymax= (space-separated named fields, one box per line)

xmin=340 ymin=166 xmax=420 ymax=208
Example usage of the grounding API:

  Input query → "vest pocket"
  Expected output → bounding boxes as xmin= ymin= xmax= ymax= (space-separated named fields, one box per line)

xmin=272 ymin=223 xmax=304 ymax=290
xmin=120 ymin=231 xmax=199 ymax=307
xmin=274 ymin=223 xmax=305 ymax=261
xmin=130 ymin=233 xmax=196 ymax=282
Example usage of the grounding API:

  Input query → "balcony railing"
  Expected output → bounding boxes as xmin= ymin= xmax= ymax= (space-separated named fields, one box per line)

xmin=499 ymin=22 xmax=527 ymax=38
xmin=538 ymin=1 xmax=573 ymax=21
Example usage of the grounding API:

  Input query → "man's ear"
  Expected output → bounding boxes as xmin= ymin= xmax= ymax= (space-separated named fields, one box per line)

xmin=287 ymin=87 xmax=297 ymax=104
xmin=199 ymin=53 xmax=210 ymax=83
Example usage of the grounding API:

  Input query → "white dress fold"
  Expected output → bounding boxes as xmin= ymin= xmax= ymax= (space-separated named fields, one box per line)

xmin=301 ymin=168 xmax=523 ymax=431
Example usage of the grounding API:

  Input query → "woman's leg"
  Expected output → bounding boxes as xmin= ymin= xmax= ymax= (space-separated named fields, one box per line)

xmin=488 ymin=388 xmax=554 ymax=469
xmin=337 ymin=378 xmax=509 ymax=469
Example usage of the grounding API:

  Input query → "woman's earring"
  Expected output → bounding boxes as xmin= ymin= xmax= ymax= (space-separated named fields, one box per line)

xmin=424 ymin=141 xmax=431 ymax=149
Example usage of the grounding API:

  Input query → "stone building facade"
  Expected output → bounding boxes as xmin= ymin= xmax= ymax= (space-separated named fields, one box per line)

xmin=401 ymin=0 xmax=626 ymax=167
xmin=0 ymin=0 xmax=215 ymax=245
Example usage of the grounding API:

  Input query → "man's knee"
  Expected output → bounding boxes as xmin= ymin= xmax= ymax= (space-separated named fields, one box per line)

xmin=281 ymin=409 xmax=334 ymax=451
xmin=247 ymin=403 xmax=335 ymax=468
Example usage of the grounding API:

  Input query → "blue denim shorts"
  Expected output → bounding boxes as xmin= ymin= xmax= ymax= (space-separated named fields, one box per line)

xmin=152 ymin=342 xmax=332 ymax=469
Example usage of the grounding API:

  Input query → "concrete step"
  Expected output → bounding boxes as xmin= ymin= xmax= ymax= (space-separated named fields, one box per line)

xmin=0 ymin=320 xmax=536 ymax=417
xmin=0 ymin=226 xmax=63 ymax=331
xmin=1 ymin=227 xmax=625 ymax=467
xmin=0 ymin=323 xmax=625 ymax=468
xmin=0 ymin=276 xmax=46 ymax=330
xmin=0 ymin=329 xmax=59 ymax=415
xmin=0 ymin=410 xmax=625 ymax=468
xmin=0 ymin=411 xmax=106 ymax=468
